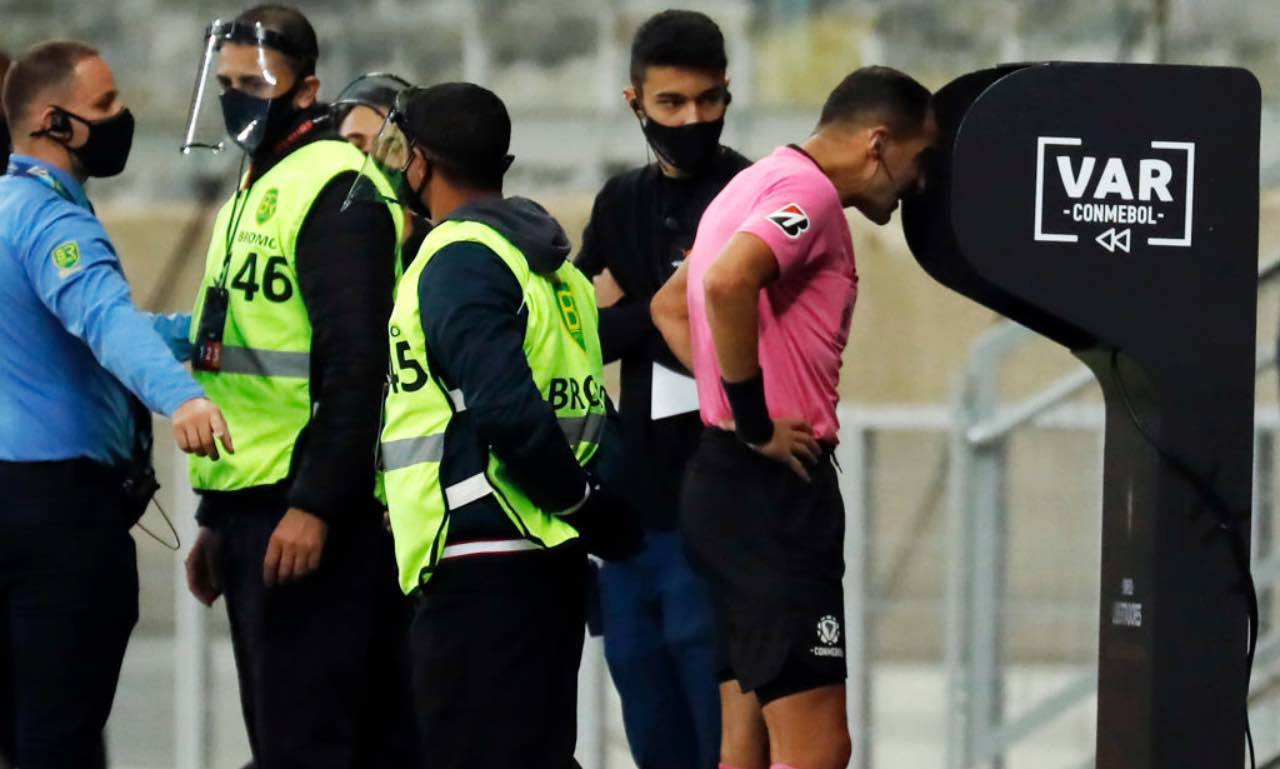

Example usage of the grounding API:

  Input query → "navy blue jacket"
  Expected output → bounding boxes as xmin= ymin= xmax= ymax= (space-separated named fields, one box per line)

xmin=418 ymin=197 xmax=591 ymax=542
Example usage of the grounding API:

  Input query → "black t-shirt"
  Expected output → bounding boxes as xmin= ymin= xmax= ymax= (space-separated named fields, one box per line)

xmin=575 ymin=147 xmax=751 ymax=529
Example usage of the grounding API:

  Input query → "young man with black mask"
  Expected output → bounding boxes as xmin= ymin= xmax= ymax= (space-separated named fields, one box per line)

xmin=178 ymin=6 xmax=416 ymax=768
xmin=574 ymin=10 xmax=750 ymax=769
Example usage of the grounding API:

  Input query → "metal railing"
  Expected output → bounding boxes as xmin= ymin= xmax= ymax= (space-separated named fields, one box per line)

xmin=151 ymin=254 xmax=1280 ymax=769
xmin=933 ymin=256 xmax=1280 ymax=769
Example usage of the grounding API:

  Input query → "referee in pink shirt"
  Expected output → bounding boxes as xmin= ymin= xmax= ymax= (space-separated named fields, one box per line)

xmin=652 ymin=66 xmax=936 ymax=769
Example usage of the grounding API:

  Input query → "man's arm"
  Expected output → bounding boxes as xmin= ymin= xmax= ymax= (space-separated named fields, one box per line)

xmin=256 ymin=171 xmax=397 ymax=586
xmin=290 ymin=172 xmax=397 ymax=522
xmin=24 ymin=204 xmax=229 ymax=457
xmin=422 ymin=243 xmax=588 ymax=513
xmin=147 ymin=312 xmax=194 ymax=361
xmin=650 ymin=260 xmax=694 ymax=372
xmin=702 ymin=232 xmax=778 ymax=381
xmin=702 ymin=231 xmax=818 ymax=477
xmin=575 ymin=186 xmax=651 ymax=364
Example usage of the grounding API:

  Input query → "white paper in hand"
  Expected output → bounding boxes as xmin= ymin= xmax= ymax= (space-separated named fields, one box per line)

xmin=651 ymin=362 xmax=700 ymax=420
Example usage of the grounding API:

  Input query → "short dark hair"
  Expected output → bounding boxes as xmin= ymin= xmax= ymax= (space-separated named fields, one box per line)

xmin=2 ymin=40 xmax=99 ymax=130
xmin=233 ymin=4 xmax=319 ymax=78
xmin=629 ymin=10 xmax=727 ymax=88
xmin=819 ymin=66 xmax=932 ymax=137
xmin=401 ymin=82 xmax=511 ymax=190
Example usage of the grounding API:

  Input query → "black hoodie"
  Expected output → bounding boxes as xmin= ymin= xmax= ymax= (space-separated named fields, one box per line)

xmin=417 ymin=197 xmax=590 ymax=535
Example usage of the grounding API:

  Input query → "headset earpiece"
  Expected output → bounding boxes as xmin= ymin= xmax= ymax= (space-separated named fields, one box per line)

xmin=50 ymin=109 xmax=72 ymax=134
xmin=29 ymin=108 xmax=73 ymax=140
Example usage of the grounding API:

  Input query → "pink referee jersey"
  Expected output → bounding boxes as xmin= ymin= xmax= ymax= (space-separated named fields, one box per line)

xmin=686 ymin=145 xmax=857 ymax=443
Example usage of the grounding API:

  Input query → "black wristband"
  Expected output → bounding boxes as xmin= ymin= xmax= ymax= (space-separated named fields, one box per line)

xmin=722 ymin=373 xmax=773 ymax=445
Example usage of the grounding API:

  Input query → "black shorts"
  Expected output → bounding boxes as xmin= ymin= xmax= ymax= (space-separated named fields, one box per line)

xmin=680 ymin=428 xmax=847 ymax=705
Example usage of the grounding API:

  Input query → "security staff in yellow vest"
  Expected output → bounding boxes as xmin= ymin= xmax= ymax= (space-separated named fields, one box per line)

xmin=177 ymin=6 xmax=415 ymax=768
xmin=358 ymin=82 xmax=641 ymax=768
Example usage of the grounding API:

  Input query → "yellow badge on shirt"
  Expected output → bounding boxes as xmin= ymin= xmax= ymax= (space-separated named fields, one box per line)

xmin=52 ymin=241 xmax=82 ymax=277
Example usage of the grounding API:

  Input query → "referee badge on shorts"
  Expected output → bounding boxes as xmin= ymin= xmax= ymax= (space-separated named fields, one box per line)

xmin=812 ymin=614 xmax=844 ymax=658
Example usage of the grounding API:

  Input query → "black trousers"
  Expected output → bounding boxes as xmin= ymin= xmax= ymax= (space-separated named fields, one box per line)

xmin=411 ymin=544 xmax=587 ymax=769
xmin=202 ymin=497 xmax=417 ymax=769
xmin=0 ymin=460 xmax=138 ymax=769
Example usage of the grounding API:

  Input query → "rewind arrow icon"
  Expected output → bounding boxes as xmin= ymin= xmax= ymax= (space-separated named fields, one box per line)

xmin=1095 ymin=227 xmax=1132 ymax=253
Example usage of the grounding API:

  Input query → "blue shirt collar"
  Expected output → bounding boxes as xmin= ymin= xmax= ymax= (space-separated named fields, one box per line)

xmin=6 ymin=154 xmax=92 ymax=210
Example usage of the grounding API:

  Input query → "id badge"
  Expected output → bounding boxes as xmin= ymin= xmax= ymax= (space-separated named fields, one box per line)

xmin=193 ymin=286 xmax=229 ymax=372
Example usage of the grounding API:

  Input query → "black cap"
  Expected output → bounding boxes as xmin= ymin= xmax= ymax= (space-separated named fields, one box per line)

xmin=399 ymin=82 xmax=513 ymax=185
xmin=334 ymin=72 xmax=410 ymax=114
xmin=228 ymin=5 xmax=319 ymax=76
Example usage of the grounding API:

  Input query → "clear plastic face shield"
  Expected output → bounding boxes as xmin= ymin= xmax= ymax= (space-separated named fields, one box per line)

xmin=333 ymin=72 xmax=410 ymax=152
xmin=343 ymin=101 xmax=422 ymax=222
xmin=181 ymin=19 xmax=297 ymax=155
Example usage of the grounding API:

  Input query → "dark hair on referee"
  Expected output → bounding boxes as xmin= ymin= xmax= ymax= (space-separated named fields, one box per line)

xmin=234 ymin=4 xmax=319 ymax=78
xmin=818 ymin=65 xmax=932 ymax=137
xmin=402 ymin=82 xmax=512 ymax=191
xmin=2 ymin=40 xmax=99 ymax=132
xmin=630 ymin=9 xmax=727 ymax=87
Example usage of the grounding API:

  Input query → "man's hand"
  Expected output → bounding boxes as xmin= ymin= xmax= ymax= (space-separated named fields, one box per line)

xmin=593 ymin=268 xmax=626 ymax=309
xmin=173 ymin=397 xmax=234 ymax=460
xmin=561 ymin=479 xmax=645 ymax=562
xmin=185 ymin=526 xmax=222 ymax=607
xmin=263 ymin=508 xmax=328 ymax=586
xmin=722 ymin=417 xmax=820 ymax=482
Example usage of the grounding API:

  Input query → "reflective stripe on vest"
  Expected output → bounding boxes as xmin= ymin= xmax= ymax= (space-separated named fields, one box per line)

xmin=380 ymin=216 xmax=605 ymax=595
xmin=559 ymin=412 xmax=606 ymax=447
xmin=379 ymin=411 xmax=600 ymax=473
xmin=440 ymin=538 xmax=539 ymax=560
xmin=189 ymin=139 xmax=402 ymax=492
xmin=381 ymin=433 xmax=445 ymax=470
xmin=219 ymin=346 xmax=311 ymax=378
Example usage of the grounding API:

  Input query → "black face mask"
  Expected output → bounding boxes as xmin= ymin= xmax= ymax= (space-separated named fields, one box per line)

xmin=400 ymin=150 xmax=433 ymax=222
xmin=39 ymin=107 xmax=136 ymax=178
xmin=639 ymin=114 xmax=725 ymax=176
xmin=398 ymin=174 xmax=431 ymax=221
xmin=219 ymin=86 xmax=299 ymax=154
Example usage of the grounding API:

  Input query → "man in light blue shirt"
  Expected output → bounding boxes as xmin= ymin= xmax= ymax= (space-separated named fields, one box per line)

xmin=0 ymin=39 xmax=232 ymax=769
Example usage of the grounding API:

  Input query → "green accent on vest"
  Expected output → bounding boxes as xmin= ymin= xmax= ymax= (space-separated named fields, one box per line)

xmin=255 ymin=188 xmax=278 ymax=224
xmin=380 ymin=217 xmax=605 ymax=595
xmin=189 ymin=139 xmax=403 ymax=491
